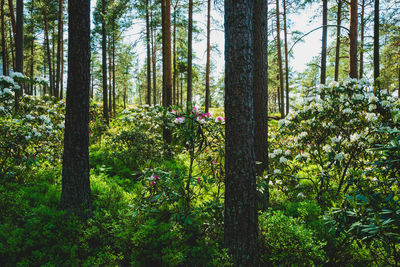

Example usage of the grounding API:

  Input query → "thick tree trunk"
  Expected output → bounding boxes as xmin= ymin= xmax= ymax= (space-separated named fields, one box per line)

xmin=253 ymin=0 xmax=268 ymax=183
xmin=102 ymin=0 xmax=109 ymax=125
xmin=187 ymin=0 xmax=193 ymax=110
xmin=283 ymin=0 xmax=289 ymax=115
xmin=15 ymin=0 xmax=23 ymax=110
xmin=145 ymin=0 xmax=151 ymax=105
xmin=373 ymin=0 xmax=380 ymax=89
xmin=276 ymin=0 xmax=284 ymax=117
xmin=225 ymin=0 xmax=258 ymax=264
xmin=44 ymin=10 xmax=54 ymax=96
xmin=359 ymin=0 xmax=365 ymax=78
xmin=1 ymin=0 xmax=8 ymax=75
xmin=349 ymin=0 xmax=358 ymax=79
xmin=321 ymin=0 xmax=327 ymax=84
xmin=334 ymin=0 xmax=342 ymax=81
xmin=205 ymin=0 xmax=211 ymax=112
xmin=61 ymin=0 xmax=92 ymax=216
xmin=161 ymin=0 xmax=172 ymax=144
xmin=56 ymin=0 xmax=64 ymax=99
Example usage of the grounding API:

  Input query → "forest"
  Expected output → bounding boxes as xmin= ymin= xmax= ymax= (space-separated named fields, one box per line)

xmin=0 ymin=0 xmax=400 ymax=266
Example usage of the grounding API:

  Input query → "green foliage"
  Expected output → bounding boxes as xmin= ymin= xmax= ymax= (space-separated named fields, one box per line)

xmin=259 ymin=210 xmax=326 ymax=266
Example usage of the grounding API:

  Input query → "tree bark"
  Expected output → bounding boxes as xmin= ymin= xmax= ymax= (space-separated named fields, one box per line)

xmin=253 ymin=0 xmax=268 ymax=182
xmin=60 ymin=34 xmax=64 ymax=98
xmin=102 ymin=0 xmax=109 ymax=125
xmin=44 ymin=9 xmax=54 ymax=96
xmin=1 ymin=0 xmax=8 ymax=75
xmin=334 ymin=0 xmax=342 ymax=81
xmin=359 ymin=0 xmax=365 ymax=78
xmin=187 ymin=0 xmax=193 ymax=110
xmin=283 ymin=0 xmax=289 ymax=115
xmin=56 ymin=0 xmax=64 ymax=99
xmin=172 ymin=2 xmax=177 ymax=105
xmin=150 ymin=1 xmax=157 ymax=106
xmin=373 ymin=0 xmax=380 ymax=89
xmin=349 ymin=0 xmax=358 ymax=79
xmin=205 ymin=0 xmax=211 ymax=112
xmin=145 ymin=0 xmax=151 ymax=105
xmin=7 ymin=0 xmax=16 ymax=38
xmin=15 ymin=0 xmax=23 ymax=110
xmin=112 ymin=29 xmax=116 ymax=114
xmin=9 ymin=26 xmax=15 ymax=71
xmin=321 ymin=0 xmax=327 ymax=84
xmin=61 ymin=0 xmax=92 ymax=216
xmin=276 ymin=0 xmax=284 ymax=117
xmin=224 ymin=0 xmax=258 ymax=265
xmin=162 ymin=0 xmax=172 ymax=144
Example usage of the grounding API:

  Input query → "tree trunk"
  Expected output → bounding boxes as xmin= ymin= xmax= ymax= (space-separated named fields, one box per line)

xmin=349 ymin=0 xmax=358 ymax=79
xmin=1 ymin=0 xmax=8 ymax=75
xmin=253 ymin=0 xmax=268 ymax=184
xmin=172 ymin=2 xmax=177 ymax=105
xmin=15 ymin=0 xmax=23 ymax=110
xmin=30 ymin=29 xmax=34 ymax=95
xmin=112 ymin=29 xmax=116 ymax=114
xmin=44 ymin=9 xmax=54 ymax=96
xmin=161 ymin=0 xmax=172 ymax=144
xmin=224 ymin=0 xmax=258 ymax=265
xmin=321 ymin=0 xmax=327 ymax=84
xmin=373 ymin=0 xmax=380 ymax=89
xmin=145 ymin=0 xmax=151 ymax=105
xmin=283 ymin=0 xmax=289 ymax=115
xmin=60 ymin=34 xmax=64 ymax=98
xmin=7 ymin=0 xmax=16 ymax=37
xmin=102 ymin=0 xmax=109 ymax=125
xmin=205 ymin=0 xmax=211 ymax=112
xmin=9 ymin=26 xmax=15 ymax=71
xmin=334 ymin=0 xmax=342 ymax=81
xmin=61 ymin=0 xmax=92 ymax=216
xmin=359 ymin=0 xmax=365 ymax=78
xmin=56 ymin=0 xmax=64 ymax=99
xmin=150 ymin=2 xmax=157 ymax=106
xmin=276 ymin=0 xmax=285 ymax=117
xmin=187 ymin=0 xmax=193 ymax=110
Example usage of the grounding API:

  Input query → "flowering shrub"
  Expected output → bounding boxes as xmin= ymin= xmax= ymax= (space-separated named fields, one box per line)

xmin=269 ymin=79 xmax=400 ymax=205
xmin=0 ymin=75 xmax=65 ymax=182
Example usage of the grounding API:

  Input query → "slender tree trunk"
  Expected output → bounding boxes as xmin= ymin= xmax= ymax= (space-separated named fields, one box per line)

xmin=56 ymin=0 xmax=64 ymax=99
xmin=150 ymin=2 xmax=157 ymax=106
xmin=205 ymin=0 xmax=211 ymax=112
xmin=15 ymin=0 xmax=23 ymax=110
xmin=102 ymin=0 xmax=109 ymax=125
xmin=187 ymin=0 xmax=193 ymax=110
xmin=253 ymin=0 xmax=268 ymax=180
xmin=90 ymin=62 xmax=94 ymax=98
xmin=276 ymin=0 xmax=284 ymax=117
xmin=123 ymin=87 xmax=127 ymax=109
xmin=61 ymin=0 xmax=92 ymax=216
xmin=108 ymin=40 xmax=112 ymax=114
xmin=1 ymin=0 xmax=8 ymax=75
xmin=145 ymin=0 xmax=151 ymax=105
xmin=30 ymin=36 xmax=34 ymax=95
xmin=112 ymin=29 xmax=116 ymax=114
xmin=52 ymin=26 xmax=57 ymax=95
xmin=44 ymin=9 xmax=54 ymax=96
xmin=172 ymin=3 xmax=177 ymax=105
xmin=161 ymin=0 xmax=172 ymax=144
xmin=359 ymin=0 xmax=365 ymax=78
xmin=224 ymin=0 xmax=258 ymax=264
xmin=283 ymin=0 xmax=289 ymax=115
xmin=7 ymin=0 xmax=16 ymax=37
xmin=334 ymin=0 xmax=342 ymax=81
xmin=60 ymin=35 xmax=64 ymax=98
xmin=9 ymin=26 xmax=15 ymax=71
xmin=321 ymin=0 xmax=327 ymax=84
xmin=373 ymin=0 xmax=380 ymax=89
xmin=349 ymin=0 xmax=358 ymax=79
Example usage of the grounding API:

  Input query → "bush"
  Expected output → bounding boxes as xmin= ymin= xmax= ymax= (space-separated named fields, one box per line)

xmin=259 ymin=210 xmax=326 ymax=266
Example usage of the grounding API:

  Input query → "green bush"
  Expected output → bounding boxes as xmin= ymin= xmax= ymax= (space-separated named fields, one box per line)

xmin=259 ymin=210 xmax=326 ymax=266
